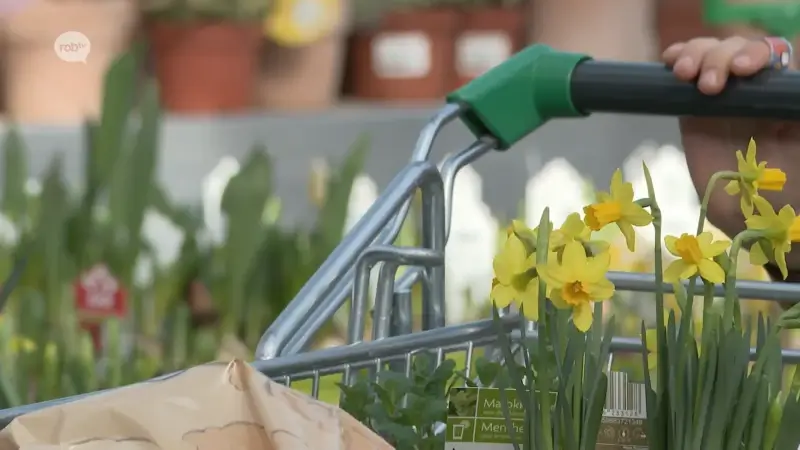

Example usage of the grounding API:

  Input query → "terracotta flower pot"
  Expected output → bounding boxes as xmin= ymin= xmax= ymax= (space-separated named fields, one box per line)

xmin=450 ymin=6 xmax=526 ymax=91
xmin=4 ymin=0 xmax=137 ymax=124
xmin=348 ymin=7 xmax=459 ymax=102
xmin=259 ymin=0 xmax=349 ymax=110
xmin=147 ymin=21 xmax=262 ymax=114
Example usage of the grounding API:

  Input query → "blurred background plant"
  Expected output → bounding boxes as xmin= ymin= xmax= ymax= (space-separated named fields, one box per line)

xmin=0 ymin=46 xmax=367 ymax=407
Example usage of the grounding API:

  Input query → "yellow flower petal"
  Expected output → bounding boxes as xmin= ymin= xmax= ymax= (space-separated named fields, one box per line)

xmin=549 ymin=288 xmax=570 ymax=309
xmin=493 ymin=234 xmax=529 ymax=284
xmin=753 ymin=196 xmax=777 ymax=218
xmin=617 ymin=221 xmax=637 ymax=252
xmin=778 ymin=204 xmax=797 ymax=226
xmin=774 ymin=247 xmax=789 ymax=279
xmin=746 ymin=215 xmax=773 ymax=231
xmin=491 ymin=283 xmax=516 ymax=308
xmin=560 ymin=212 xmax=587 ymax=238
xmin=572 ymin=302 xmax=594 ymax=332
xmin=620 ymin=203 xmax=653 ymax=226
xmin=586 ymin=278 xmax=615 ymax=300
xmin=584 ymin=251 xmax=611 ymax=283
xmin=724 ymin=180 xmax=741 ymax=196
xmin=537 ymin=264 xmax=568 ymax=289
xmin=664 ymin=259 xmax=691 ymax=283
xmin=697 ymin=259 xmax=725 ymax=284
xmin=749 ymin=241 xmax=769 ymax=265
xmin=664 ymin=235 xmax=679 ymax=257
xmin=561 ymin=241 xmax=587 ymax=272
xmin=518 ymin=278 xmax=540 ymax=321
xmin=746 ymin=138 xmax=757 ymax=163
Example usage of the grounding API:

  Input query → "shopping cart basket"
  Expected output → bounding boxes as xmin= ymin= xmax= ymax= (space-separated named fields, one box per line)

xmin=4 ymin=44 xmax=800 ymax=428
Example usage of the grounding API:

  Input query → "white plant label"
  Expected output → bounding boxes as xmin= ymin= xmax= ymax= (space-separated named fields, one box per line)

xmin=456 ymin=32 xmax=512 ymax=77
xmin=54 ymin=31 xmax=91 ymax=63
xmin=372 ymin=32 xmax=431 ymax=79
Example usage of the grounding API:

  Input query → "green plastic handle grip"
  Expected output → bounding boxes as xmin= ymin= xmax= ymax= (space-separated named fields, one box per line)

xmin=447 ymin=45 xmax=590 ymax=150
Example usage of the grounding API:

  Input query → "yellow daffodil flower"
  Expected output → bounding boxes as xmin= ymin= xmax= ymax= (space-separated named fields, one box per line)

xmin=663 ymin=232 xmax=729 ymax=284
xmin=745 ymin=196 xmax=800 ymax=279
xmin=491 ymin=229 xmax=540 ymax=320
xmin=583 ymin=169 xmax=653 ymax=252
xmin=550 ymin=213 xmax=610 ymax=258
xmin=537 ymin=241 xmax=615 ymax=332
xmin=724 ymin=138 xmax=787 ymax=217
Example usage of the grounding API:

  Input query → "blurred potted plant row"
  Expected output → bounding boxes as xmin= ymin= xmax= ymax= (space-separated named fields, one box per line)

xmin=0 ymin=47 xmax=368 ymax=408
xmin=1 ymin=0 xmax=532 ymax=123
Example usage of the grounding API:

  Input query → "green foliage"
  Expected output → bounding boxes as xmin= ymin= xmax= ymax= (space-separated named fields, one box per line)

xmin=339 ymin=354 xmax=456 ymax=450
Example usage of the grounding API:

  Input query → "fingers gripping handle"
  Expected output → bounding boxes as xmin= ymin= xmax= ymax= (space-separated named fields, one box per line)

xmin=447 ymin=44 xmax=800 ymax=150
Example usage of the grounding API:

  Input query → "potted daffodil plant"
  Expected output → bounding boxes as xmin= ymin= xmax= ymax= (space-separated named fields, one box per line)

xmin=489 ymin=138 xmax=800 ymax=449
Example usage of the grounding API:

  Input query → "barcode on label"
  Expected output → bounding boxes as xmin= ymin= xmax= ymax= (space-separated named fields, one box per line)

xmin=604 ymin=371 xmax=647 ymax=419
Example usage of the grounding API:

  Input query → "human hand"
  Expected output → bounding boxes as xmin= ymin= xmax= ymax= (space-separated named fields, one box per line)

xmin=663 ymin=36 xmax=800 ymax=272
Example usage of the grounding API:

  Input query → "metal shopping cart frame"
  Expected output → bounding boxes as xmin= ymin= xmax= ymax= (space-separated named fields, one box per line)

xmin=4 ymin=45 xmax=800 ymax=427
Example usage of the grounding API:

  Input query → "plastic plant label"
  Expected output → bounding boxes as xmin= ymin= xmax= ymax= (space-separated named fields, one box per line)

xmin=455 ymin=32 xmax=512 ymax=78
xmin=597 ymin=371 xmax=648 ymax=450
xmin=74 ymin=264 xmax=128 ymax=322
xmin=445 ymin=387 xmax=556 ymax=449
xmin=372 ymin=32 xmax=431 ymax=79
xmin=445 ymin=373 xmax=648 ymax=449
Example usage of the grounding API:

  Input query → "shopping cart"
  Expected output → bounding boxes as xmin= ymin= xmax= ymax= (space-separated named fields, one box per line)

xmin=4 ymin=44 xmax=800 ymax=428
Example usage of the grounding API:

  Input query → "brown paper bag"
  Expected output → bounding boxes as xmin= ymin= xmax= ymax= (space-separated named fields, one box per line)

xmin=0 ymin=360 xmax=393 ymax=450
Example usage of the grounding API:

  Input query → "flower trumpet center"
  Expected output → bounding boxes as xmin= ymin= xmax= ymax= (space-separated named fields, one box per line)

xmin=583 ymin=202 xmax=622 ymax=230
xmin=675 ymin=235 xmax=703 ymax=264
xmin=756 ymin=168 xmax=787 ymax=191
xmin=561 ymin=281 xmax=590 ymax=306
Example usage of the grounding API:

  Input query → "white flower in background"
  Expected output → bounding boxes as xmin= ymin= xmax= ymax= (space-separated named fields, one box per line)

xmin=142 ymin=209 xmax=183 ymax=267
xmin=525 ymin=158 xmax=590 ymax=227
xmin=24 ymin=178 xmax=41 ymax=197
xmin=446 ymin=165 xmax=497 ymax=324
xmin=623 ymin=142 xmax=701 ymax=256
xmin=0 ymin=213 xmax=18 ymax=246
xmin=344 ymin=174 xmax=378 ymax=235
xmin=202 ymin=156 xmax=240 ymax=245
xmin=133 ymin=254 xmax=154 ymax=288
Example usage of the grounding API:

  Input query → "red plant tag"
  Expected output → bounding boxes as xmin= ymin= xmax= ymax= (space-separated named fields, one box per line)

xmin=74 ymin=264 xmax=127 ymax=321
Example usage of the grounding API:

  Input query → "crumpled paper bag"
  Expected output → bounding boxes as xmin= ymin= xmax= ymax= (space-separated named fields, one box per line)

xmin=0 ymin=359 xmax=393 ymax=450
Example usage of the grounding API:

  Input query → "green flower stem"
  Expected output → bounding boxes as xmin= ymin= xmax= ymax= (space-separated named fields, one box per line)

xmin=688 ymin=171 xmax=741 ymax=301
xmin=535 ymin=207 xmax=553 ymax=450
xmin=696 ymin=171 xmax=741 ymax=234
xmin=724 ymin=230 xmax=765 ymax=326
xmin=639 ymin=164 xmax=666 ymax=398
